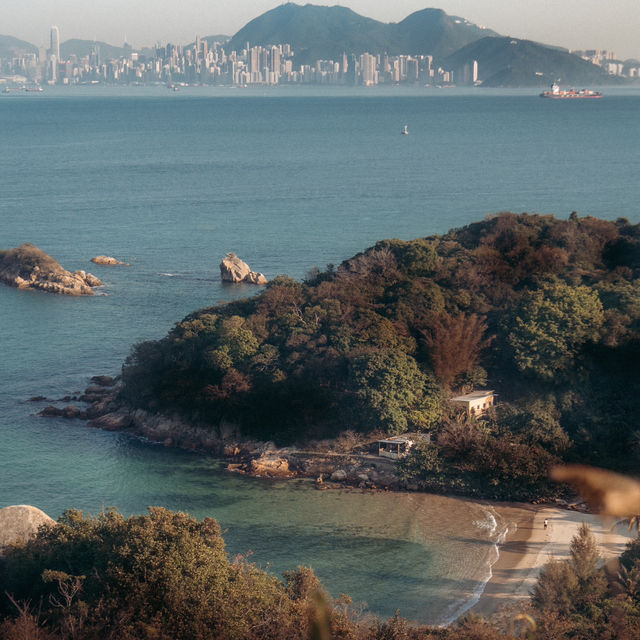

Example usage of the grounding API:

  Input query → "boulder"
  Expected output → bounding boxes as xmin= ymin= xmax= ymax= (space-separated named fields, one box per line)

xmin=87 ymin=412 xmax=132 ymax=431
xmin=220 ymin=253 xmax=251 ymax=282
xmin=0 ymin=243 xmax=103 ymax=295
xmin=249 ymin=454 xmax=293 ymax=477
xmin=220 ymin=253 xmax=267 ymax=285
xmin=244 ymin=271 xmax=268 ymax=285
xmin=38 ymin=405 xmax=86 ymax=419
xmin=90 ymin=375 xmax=116 ymax=387
xmin=330 ymin=469 xmax=348 ymax=482
xmin=0 ymin=505 xmax=55 ymax=553
xmin=91 ymin=255 xmax=128 ymax=266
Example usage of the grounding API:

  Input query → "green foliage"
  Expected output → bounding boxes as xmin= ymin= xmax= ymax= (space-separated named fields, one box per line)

xmin=532 ymin=523 xmax=610 ymax=635
xmin=376 ymin=238 xmax=439 ymax=277
xmin=0 ymin=508 xmax=356 ymax=640
xmin=397 ymin=439 xmax=442 ymax=479
xmin=348 ymin=350 xmax=436 ymax=435
xmin=117 ymin=213 xmax=640 ymax=482
xmin=508 ymin=282 xmax=604 ymax=380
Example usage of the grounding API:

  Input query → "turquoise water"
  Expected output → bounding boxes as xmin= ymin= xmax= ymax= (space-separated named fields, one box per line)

xmin=1 ymin=86 xmax=639 ymax=624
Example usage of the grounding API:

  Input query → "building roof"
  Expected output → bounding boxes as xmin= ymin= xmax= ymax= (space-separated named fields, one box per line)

xmin=378 ymin=436 xmax=415 ymax=444
xmin=451 ymin=390 xmax=495 ymax=402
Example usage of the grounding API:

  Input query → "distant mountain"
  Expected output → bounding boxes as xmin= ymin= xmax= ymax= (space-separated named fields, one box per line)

xmin=445 ymin=36 xmax=616 ymax=87
xmin=393 ymin=9 xmax=498 ymax=59
xmin=60 ymin=39 xmax=154 ymax=61
xmin=203 ymin=35 xmax=230 ymax=46
xmin=226 ymin=3 xmax=495 ymax=65
xmin=0 ymin=35 xmax=38 ymax=59
xmin=186 ymin=35 xmax=230 ymax=49
xmin=61 ymin=39 xmax=131 ymax=61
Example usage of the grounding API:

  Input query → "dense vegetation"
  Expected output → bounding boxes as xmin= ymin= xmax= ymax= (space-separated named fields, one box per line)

xmin=120 ymin=213 xmax=640 ymax=498
xmin=1 ymin=509 xmax=639 ymax=639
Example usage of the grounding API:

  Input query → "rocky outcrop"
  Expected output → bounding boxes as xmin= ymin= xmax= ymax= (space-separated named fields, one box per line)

xmin=0 ymin=243 xmax=103 ymax=295
xmin=220 ymin=253 xmax=267 ymax=285
xmin=91 ymin=255 xmax=129 ymax=266
xmin=0 ymin=505 xmax=55 ymax=553
xmin=248 ymin=454 xmax=294 ymax=478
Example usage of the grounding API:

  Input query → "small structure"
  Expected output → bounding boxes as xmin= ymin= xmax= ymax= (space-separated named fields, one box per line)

xmin=377 ymin=436 xmax=415 ymax=460
xmin=451 ymin=390 xmax=495 ymax=417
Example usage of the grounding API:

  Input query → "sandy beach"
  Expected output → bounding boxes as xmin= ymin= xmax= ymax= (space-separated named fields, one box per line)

xmin=472 ymin=504 xmax=636 ymax=618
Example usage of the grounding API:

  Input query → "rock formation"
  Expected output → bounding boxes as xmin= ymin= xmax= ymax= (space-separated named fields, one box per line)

xmin=0 ymin=243 xmax=103 ymax=295
xmin=0 ymin=505 xmax=55 ymax=553
xmin=220 ymin=253 xmax=267 ymax=285
xmin=91 ymin=255 xmax=129 ymax=266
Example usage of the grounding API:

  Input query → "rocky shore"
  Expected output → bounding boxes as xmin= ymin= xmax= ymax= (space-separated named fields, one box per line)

xmin=0 ymin=243 xmax=103 ymax=295
xmin=35 ymin=376 xmax=406 ymax=491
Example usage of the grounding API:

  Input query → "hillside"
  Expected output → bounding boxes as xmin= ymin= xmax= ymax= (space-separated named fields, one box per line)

xmin=226 ymin=3 xmax=496 ymax=65
xmin=393 ymin=8 xmax=498 ymax=59
xmin=119 ymin=213 xmax=640 ymax=499
xmin=445 ymin=36 xmax=615 ymax=87
xmin=0 ymin=34 xmax=38 ymax=59
xmin=60 ymin=39 xmax=153 ymax=61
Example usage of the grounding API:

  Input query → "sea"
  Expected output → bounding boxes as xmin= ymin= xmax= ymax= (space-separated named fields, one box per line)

xmin=1 ymin=85 xmax=639 ymax=625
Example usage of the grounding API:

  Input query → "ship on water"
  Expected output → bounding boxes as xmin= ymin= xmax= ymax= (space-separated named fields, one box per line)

xmin=540 ymin=82 xmax=603 ymax=99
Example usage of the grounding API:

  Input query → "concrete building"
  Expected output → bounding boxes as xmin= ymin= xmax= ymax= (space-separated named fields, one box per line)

xmin=451 ymin=390 xmax=495 ymax=416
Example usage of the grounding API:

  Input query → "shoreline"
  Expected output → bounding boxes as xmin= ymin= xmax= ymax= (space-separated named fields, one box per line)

xmin=471 ymin=504 xmax=635 ymax=619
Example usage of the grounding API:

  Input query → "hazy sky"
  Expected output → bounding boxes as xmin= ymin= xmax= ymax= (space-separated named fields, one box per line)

xmin=4 ymin=0 xmax=640 ymax=59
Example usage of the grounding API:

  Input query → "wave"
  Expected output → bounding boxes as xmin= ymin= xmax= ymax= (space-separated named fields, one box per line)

xmin=440 ymin=505 xmax=512 ymax=626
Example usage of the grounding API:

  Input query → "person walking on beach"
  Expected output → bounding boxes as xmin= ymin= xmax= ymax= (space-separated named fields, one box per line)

xmin=544 ymin=519 xmax=548 ymax=530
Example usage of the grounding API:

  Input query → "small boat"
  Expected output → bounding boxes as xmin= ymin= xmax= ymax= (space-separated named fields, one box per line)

xmin=401 ymin=125 xmax=409 ymax=135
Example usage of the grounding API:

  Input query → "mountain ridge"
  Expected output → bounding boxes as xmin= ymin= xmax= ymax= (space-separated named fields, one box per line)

xmin=227 ymin=3 xmax=498 ymax=64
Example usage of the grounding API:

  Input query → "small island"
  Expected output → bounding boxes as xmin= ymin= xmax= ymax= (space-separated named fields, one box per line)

xmin=220 ymin=252 xmax=268 ymax=284
xmin=0 ymin=243 xmax=103 ymax=295
xmin=90 ymin=255 xmax=129 ymax=266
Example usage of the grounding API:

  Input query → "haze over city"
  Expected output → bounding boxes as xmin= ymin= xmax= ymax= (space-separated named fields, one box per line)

xmin=4 ymin=0 xmax=640 ymax=59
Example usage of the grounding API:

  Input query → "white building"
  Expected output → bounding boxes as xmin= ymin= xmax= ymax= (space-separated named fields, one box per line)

xmin=451 ymin=390 xmax=495 ymax=416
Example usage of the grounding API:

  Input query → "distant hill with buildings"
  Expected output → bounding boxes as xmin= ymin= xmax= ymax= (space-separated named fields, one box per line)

xmin=0 ymin=35 xmax=38 ymax=59
xmin=445 ymin=36 xmax=615 ymax=87
xmin=60 ymin=40 xmax=151 ymax=61
xmin=226 ymin=3 xmax=497 ymax=65
xmin=0 ymin=5 xmax=631 ymax=87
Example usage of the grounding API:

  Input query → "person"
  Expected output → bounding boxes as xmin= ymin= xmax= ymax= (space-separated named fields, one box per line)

xmin=544 ymin=519 xmax=548 ymax=529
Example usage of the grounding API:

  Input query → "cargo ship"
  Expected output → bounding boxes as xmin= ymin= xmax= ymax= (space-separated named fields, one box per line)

xmin=540 ymin=83 xmax=602 ymax=99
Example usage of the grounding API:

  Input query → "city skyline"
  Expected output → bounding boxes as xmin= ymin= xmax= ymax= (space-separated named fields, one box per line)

xmin=3 ymin=0 xmax=640 ymax=60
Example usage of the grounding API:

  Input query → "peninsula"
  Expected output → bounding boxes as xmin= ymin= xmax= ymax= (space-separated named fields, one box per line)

xmin=42 ymin=212 xmax=639 ymax=502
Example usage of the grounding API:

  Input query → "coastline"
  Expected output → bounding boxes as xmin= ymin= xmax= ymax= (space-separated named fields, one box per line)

xmin=471 ymin=504 xmax=635 ymax=619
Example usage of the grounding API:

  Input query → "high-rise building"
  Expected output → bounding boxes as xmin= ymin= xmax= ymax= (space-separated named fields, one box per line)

xmin=360 ymin=53 xmax=377 ymax=86
xmin=50 ymin=26 xmax=60 ymax=60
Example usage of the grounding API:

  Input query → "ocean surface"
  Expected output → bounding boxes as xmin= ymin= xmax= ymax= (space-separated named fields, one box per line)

xmin=1 ymin=85 xmax=639 ymax=624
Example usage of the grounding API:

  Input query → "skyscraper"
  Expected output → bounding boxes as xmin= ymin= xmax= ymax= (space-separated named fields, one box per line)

xmin=50 ymin=26 xmax=60 ymax=60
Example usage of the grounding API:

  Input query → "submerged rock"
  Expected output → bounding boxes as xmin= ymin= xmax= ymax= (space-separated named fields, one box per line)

xmin=220 ymin=253 xmax=267 ymax=284
xmin=0 ymin=505 xmax=55 ymax=552
xmin=0 ymin=243 xmax=103 ymax=295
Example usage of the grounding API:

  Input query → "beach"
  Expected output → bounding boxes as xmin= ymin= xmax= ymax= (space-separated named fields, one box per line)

xmin=472 ymin=504 xmax=636 ymax=618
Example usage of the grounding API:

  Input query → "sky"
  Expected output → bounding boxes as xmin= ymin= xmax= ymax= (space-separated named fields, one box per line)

xmin=3 ymin=0 xmax=639 ymax=59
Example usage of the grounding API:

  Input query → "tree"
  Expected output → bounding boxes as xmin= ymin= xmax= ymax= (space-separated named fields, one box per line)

xmin=508 ymin=282 xmax=604 ymax=380
xmin=0 ymin=508 xmax=305 ymax=640
xmin=348 ymin=350 xmax=439 ymax=435
xmin=421 ymin=312 xmax=492 ymax=388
